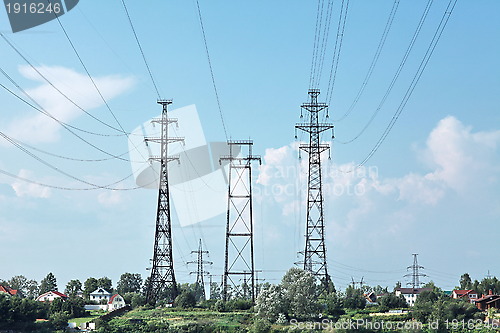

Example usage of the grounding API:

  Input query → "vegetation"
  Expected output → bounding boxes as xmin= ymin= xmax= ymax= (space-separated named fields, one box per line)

xmin=1 ymin=270 xmax=500 ymax=332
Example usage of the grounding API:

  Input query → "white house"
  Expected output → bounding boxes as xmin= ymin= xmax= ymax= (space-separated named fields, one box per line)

xmin=89 ymin=288 xmax=113 ymax=302
xmin=36 ymin=291 xmax=69 ymax=302
xmin=395 ymin=288 xmax=432 ymax=306
xmin=108 ymin=294 xmax=126 ymax=311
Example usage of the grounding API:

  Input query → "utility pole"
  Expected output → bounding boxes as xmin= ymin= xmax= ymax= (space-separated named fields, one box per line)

xmin=145 ymin=100 xmax=184 ymax=304
xmin=351 ymin=277 xmax=364 ymax=289
xmin=220 ymin=140 xmax=261 ymax=302
xmin=295 ymin=89 xmax=334 ymax=292
xmin=187 ymin=239 xmax=212 ymax=301
xmin=404 ymin=253 xmax=427 ymax=288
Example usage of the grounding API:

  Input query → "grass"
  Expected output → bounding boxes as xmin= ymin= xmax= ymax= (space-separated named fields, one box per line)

xmin=107 ymin=307 xmax=254 ymax=331
xmin=68 ymin=310 xmax=106 ymax=326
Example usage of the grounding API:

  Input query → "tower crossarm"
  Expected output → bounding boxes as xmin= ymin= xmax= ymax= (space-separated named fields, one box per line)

xmin=295 ymin=123 xmax=334 ymax=133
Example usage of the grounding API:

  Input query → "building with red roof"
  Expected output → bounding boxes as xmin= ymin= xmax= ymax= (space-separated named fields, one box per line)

xmin=0 ymin=285 xmax=18 ymax=296
xmin=36 ymin=291 xmax=69 ymax=302
xmin=475 ymin=291 xmax=500 ymax=311
xmin=451 ymin=289 xmax=479 ymax=303
xmin=107 ymin=294 xmax=126 ymax=311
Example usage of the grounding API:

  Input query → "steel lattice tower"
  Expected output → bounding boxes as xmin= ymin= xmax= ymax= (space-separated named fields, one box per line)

xmin=188 ymin=239 xmax=212 ymax=300
xmin=220 ymin=140 xmax=261 ymax=302
xmin=295 ymin=89 xmax=334 ymax=292
xmin=404 ymin=253 xmax=427 ymax=288
xmin=145 ymin=100 xmax=184 ymax=304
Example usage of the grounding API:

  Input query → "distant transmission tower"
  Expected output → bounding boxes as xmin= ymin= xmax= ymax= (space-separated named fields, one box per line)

xmin=187 ymin=239 xmax=212 ymax=300
xmin=295 ymin=89 xmax=334 ymax=292
xmin=220 ymin=140 xmax=261 ymax=302
xmin=145 ymin=100 xmax=184 ymax=304
xmin=404 ymin=253 xmax=427 ymax=288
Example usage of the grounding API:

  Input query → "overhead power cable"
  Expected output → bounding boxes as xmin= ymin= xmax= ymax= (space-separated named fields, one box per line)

xmin=120 ymin=0 xmax=162 ymax=99
xmin=334 ymin=0 xmax=401 ymax=122
xmin=49 ymin=3 xmax=128 ymax=135
xmin=0 ymin=131 xmax=136 ymax=190
xmin=0 ymin=77 xmax=135 ymax=163
xmin=195 ymin=0 xmax=229 ymax=141
xmin=340 ymin=0 xmax=458 ymax=171
xmin=325 ymin=0 xmax=350 ymax=104
xmin=0 ymin=33 xmax=129 ymax=137
xmin=337 ymin=0 xmax=433 ymax=145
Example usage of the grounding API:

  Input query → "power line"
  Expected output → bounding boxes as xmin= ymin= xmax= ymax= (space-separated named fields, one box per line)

xmin=0 ymin=74 xmax=135 ymax=163
xmin=195 ymin=0 xmax=229 ymax=141
xmin=336 ymin=0 xmax=433 ymax=145
xmin=120 ymin=0 xmax=162 ymax=99
xmin=337 ymin=0 xmax=457 ymax=172
xmin=334 ymin=0 xmax=401 ymax=122
xmin=356 ymin=0 xmax=458 ymax=167
xmin=0 ymin=33 xmax=129 ymax=137
xmin=325 ymin=0 xmax=350 ymax=105
xmin=49 ymin=3 xmax=128 ymax=135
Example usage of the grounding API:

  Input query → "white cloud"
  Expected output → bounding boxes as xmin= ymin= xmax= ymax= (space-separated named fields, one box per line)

xmin=97 ymin=190 xmax=123 ymax=207
xmin=3 ymin=65 xmax=135 ymax=144
xmin=10 ymin=169 xmax=51 ymax=198
xmin=256 ymin=116 xmax=500 ymax=246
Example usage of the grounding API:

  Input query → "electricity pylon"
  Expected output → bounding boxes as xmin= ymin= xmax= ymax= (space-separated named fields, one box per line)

xmin=220 ymin=140 xmax=261 ymax=302
xmin=145 ymin=99 xmax=184 ymax=304
xmin=187 ymin=239 xmax=212 ymax=300
xmin=405 ymin=253 xmax=427 ymax=288
xmin=295 ymin=89 xmax=334 ymax=292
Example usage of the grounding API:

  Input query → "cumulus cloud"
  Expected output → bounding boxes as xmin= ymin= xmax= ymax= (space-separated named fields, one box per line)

xmin=97 ymin=190 xmax=123 ymax=207
xmin=10 ymin=169 xmax=51 ymax=198
xmin=2 ymin=65 xmax=135 ymax=144
xmin=256 ymin=116 xmax=500 ymax=243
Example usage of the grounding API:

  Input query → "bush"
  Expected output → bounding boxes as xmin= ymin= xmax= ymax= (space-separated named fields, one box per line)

xmin=175 ymin=291 xmax=197 ymax=308
xmin=213 ymin=300 xmax=226 ymax=312
xmin=226 ymin=298 xmax=253 ymax=311
xmin=250 ymin=318 xmax=272 ymax=333
xmin=49 ymin=312 xmax=69 ymax=330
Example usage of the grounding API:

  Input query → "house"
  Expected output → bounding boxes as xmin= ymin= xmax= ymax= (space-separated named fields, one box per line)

xmin=0 ymin=285 xmax=18 ymax=296
xmin=451 ymin=289 xmax=479 ymax=303
xmin=89 ymin=288 xmax=113 ymax=302
xmin=108 ymin=294 xmax=126 ymax=311
xmin=364 ymin=291 xmax=378 ymax=305
xmin=395 ymin=288 xmax=432 ymax=306
xmin=474 ymin=291 xmax=500 ymax=311
xmin=36 ymin=291 xmax=68 ymax=302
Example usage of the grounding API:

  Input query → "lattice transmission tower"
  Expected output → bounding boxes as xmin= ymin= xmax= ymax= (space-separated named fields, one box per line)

xmin=295 ymin=89 xmax=334 ymax=292
xmin=405 ymin=253 xmax=427 ymax=288
xmin=188 ymin=239 xmax=212 ymax=300
xmin=145 ymin=100 xmax=184 ymax=304
xmin=220 ymin=140 xmax=261 ymax=302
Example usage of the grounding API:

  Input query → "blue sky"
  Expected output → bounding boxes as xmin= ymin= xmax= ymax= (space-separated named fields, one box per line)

xmin=0 ymin=0 xmax=499 ymax=293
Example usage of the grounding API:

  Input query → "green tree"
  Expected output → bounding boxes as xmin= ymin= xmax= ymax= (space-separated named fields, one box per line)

xmin=39 ymin=273 xmax=57 ymax=294
xmin=83 ymin=277 xmax=98 ymax=299
xmin=460 ymin=273 xmax=473 ymax=290
xmin=281 ymin=268 xmax=320 ymax=319
xmin=255 ymin=268 xmax=320 ymax=322
xmin=325 ymin=292 xmax=345 ymax=319
xmin=377 ymin=292 xmax=408 ymax=308
xmin=117 ymin=273 xmax=142 ymax=295
xmin=343 ymin=285 xmax=366 ymax=309
xmin=8 ymin=275 xmax=39 ymax=299
xmin=174 ymin=290 xmax=196 ymax=308
xmin=65 ymin=279 xmax=82 ymax=298
xmin=255 ymin=284 xmax=287 ymax=322
xmin=97 ymin=277 xmax=113 ymax=292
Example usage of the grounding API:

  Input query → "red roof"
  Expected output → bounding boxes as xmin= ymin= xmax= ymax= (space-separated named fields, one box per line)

xmin=453 ymin=290 xmax=477 ymax=297
xmin=0 ymin=285 xmax=18 ymax=296
xmin=108 ymin=294 xmax=122 ymax=304
xmin=51 ymin=291 xmax=68 ymax=298
xmin=37 ymin=291 xmax=69 ymax=300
